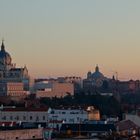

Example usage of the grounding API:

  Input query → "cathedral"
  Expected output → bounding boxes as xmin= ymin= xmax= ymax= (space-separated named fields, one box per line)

xmin=86 ymin=65 xmax=107 ymax=87
xmin=83 ymin=65 xmax=109 ymax=94
xmin=0 ymin=40 xmax=30 ymax=93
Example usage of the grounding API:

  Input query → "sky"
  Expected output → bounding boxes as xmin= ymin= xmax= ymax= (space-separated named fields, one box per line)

xmin=0 ymin=0 xmax=140 ymax=80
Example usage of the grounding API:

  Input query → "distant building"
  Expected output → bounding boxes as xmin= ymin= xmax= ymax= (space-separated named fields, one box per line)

xmin=83 ymin=65 xmax=108 ymax=94
xmin=35 ymin=80 xmax=74 ymax=98
xmin=0 ymin=41 xmax=30 ymax=96
xmin=35 ymin=76 xmax=82 ymax=94
xmin=0 ymin=82 xmax=28 ymax=98
xmin=115 ymin=80 xmax=140 ymax=94
xmin=106 ymin=78 xmax=140 ymax=95
xmin=58 ymin=76 xmax=82 ymax=93
xmin=83 ymin=65 xmax=140 ymax=95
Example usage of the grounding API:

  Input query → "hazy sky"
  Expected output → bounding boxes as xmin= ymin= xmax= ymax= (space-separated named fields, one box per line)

xmin=0 ymin=0 xmax=140 ymax=79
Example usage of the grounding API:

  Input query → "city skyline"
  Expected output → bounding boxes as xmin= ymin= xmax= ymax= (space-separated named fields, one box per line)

xmin=1 ymin=0 xmax=140 ymax=80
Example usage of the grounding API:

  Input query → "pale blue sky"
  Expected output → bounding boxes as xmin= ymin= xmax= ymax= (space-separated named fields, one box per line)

xmin=0 ymin=0 xmax=140 ymax=79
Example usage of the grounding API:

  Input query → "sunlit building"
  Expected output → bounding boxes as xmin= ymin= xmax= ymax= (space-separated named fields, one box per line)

xmin=87 ymin=106 xmax=100 ymax=121
xmin=35 ymin=80 xmax=74 ymax=98
xmin=0 ymin=40 xmax=30 ymax=96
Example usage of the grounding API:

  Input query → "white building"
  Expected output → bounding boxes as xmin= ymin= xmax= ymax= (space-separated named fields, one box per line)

xmin=47 ymin=108 xmax=88 ymax=129
xmin=0 ymin=106 xmax=100 ymax=130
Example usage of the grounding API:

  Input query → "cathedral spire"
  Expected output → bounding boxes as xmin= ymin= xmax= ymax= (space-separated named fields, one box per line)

xmin=1 ymin=39 xmax=5 ymax=51
xmin=95 ymin=64 xmax=99 ymax=72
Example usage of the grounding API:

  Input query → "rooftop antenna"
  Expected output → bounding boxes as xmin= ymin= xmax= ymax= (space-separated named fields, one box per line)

xmin=116 ymin=72 xmax=118 ymax=80
xmin=110 ymin=70 xmax=118 ymax=80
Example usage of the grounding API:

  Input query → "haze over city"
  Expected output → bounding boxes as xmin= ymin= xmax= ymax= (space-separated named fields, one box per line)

xmin=0 ymin=0 xmax=140 ymax=79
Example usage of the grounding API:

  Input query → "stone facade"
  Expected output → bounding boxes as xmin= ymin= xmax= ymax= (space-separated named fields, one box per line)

xmin=0 ymin=41 xmax=30 ymax=96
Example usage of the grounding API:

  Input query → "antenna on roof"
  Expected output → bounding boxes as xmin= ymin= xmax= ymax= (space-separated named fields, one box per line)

xmin=116 ymin=72 xmax=118 ymax=80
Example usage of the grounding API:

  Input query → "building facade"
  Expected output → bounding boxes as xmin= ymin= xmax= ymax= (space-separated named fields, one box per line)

xmin=0 ymin=82 xmax=29 ymax=98
xmin=0 ymin=107 xmax=48 ymax=123
xmin=35 ymin=80 xmax=74 ymax=98
xmin=83 ymin=65 xmax=108 ymax=94
xmin=47 ymin=107 xmax=88 ymax=129
xmin=0 ymin=128 xmax=43 ymax=140
xmin=0 ymin=41 xmax=30 ymax=96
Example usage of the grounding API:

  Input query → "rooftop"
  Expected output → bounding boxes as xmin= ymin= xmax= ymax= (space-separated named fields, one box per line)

xmin=0 ymin=107 xmax=48 ymax=112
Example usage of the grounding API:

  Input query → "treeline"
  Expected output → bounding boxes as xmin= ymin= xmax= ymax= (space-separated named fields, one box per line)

xmin=40 ymin=94 xmax=122 ymax=117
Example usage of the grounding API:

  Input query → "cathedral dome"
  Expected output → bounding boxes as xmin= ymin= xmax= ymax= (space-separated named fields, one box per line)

xmin=0 ymin=41 xmax=12 ymax=65
xmin=91 ymin=65 xmax=104 ymax=80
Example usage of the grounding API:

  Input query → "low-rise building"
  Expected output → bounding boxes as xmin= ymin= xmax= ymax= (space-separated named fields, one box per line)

xmin=116 ymin=120 xmax=139 ymax=137
xmin=0 ymin=107 xmax=48 ymax=123
xmin=60 ymin=123 xmax=116 ymax=138
xmin=0 ymin=128 xmax=43 ymax=140
xmin=125 ymin=113 xmax=140 ymax=127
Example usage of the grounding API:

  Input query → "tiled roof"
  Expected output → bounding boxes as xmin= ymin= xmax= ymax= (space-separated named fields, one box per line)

xmin=1 ymin=107 xmax=48 ymax=112
xmin=116 ymin=120 xmax=139 ymax=131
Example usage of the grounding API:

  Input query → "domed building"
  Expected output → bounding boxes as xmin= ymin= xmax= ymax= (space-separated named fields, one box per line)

xmin=0 ymin=40 xmax=30 ymax=95
xmin=0 ymin=40 xmax=12 ymax=70
xmin=83 ymin=65 xmax=108 ymax=93
xmin=87 ymin=65 xmax=105 ymax=81
xmin=86 ymin=65 xmax=107 ymax=87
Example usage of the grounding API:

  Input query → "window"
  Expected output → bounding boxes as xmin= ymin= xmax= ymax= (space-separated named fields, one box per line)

xmin=10 ymin=116 xmax=13 ymax=120
xmin=36 ymin=116 xmax=39 ymax=121
xmin=51 ymin=111 xmax=54 ymax=114
xmin=43 ymin=116 xmax=45 ymax=120
xmin=30 ymin=116 xmax=33 ymax=120
xmin=23 ymin=116 xmax=26 ymax=120
xmin=2 ymin=116 xmax=6 ymax=120
xmin=16 ymin=116 xmax=19 ymax=120
xmin=69 ymin=119 xmax=74 ymax=123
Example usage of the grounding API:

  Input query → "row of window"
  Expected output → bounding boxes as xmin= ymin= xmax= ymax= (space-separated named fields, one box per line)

xmin=8 ymin=87 xmax=23 ymax=91
xmin=49 ymin=118 xmax=86 ymax=122
xmin=8 ymin=93 xmax=24 ymax=96
xmin=4 ymin=135 xmax=36 ymax=140
xmin=51 ymin=111 xmax=85 ymax=114
xmin=0 ymin=72 xmax=21 ymax=78
xmin=2 ymin=116 xmax=46 ymax=121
